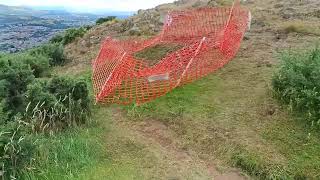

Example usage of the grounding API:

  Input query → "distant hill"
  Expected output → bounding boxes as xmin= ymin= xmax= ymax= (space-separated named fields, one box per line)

xmin=0 ymin=4 xmax=99 ymax=23
xmin=0 ymin=4 xmax=39 ymax=16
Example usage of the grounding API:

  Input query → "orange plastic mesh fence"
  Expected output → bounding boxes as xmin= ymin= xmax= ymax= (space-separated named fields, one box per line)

xmin=92 ymin=0 xmax=250 ymax=104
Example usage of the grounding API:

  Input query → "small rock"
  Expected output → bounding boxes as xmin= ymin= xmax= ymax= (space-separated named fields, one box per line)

xmin=81 ymin=40 xmax=86 ymax=46
xmin=207 ymin=0 xmax=218 ymax=7
xmin=265 ymin=105 xmax=276 ymax=116
xmin=128 ymin=25 xmax=142 ymax=36
xmin=274 ymin=4 xmax=283 ymax=9
xmin=243 ymin=34 xmax=250 ymax=40
xmin=266 ymin=62 xmax=272 ymax=67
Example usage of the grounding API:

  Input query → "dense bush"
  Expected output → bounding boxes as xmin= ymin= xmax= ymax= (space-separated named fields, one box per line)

xmin=0 ymin=101 xmax=8 ymax=125
xmin=96 ymin=16 xmax=116 ymax=25
xmin=0 ymin=53 xmax=49 ymax=78
xmin=0 ymin=52 xmax=90 ymax=125
xmin=83 ymin=25 xmax=93 ymax=31
xmin=50 ymin=26 xmax=90 ymax=46
xmin=21 ymin=54 xmax=50 ymax=77
xmin=29 ymin=43 xmax=66 ymax=66
xmin=25 ymin=76 xmax=91 ymax=132
xmin=62 ymin=27 xmax=88 ymax=45
xmin=49 ymin=34 xmax=64 ymax=44
xmin=272 ymin=46 xmax=320 ymax=126
xmin=0 ymin=57 xmax=35 ymax=118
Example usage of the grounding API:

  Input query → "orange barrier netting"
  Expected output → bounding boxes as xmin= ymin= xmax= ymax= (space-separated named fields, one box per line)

xmin=92 ymin=0 xmax=250 ymax=104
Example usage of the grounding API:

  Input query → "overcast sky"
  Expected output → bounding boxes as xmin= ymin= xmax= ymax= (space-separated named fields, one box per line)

xmin=0 ymin=0 xmax=175 ymax=12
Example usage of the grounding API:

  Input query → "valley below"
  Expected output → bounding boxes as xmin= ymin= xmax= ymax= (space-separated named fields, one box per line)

xmin=0 ymin=4 xmax=131 ymax=53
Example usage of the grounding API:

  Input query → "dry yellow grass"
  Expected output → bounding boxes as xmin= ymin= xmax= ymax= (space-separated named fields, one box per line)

xmin=281 ymin=20 xmax=320 ymax=36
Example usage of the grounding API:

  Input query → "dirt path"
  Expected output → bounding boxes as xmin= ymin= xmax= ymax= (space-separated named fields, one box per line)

xmin=111 ymin=108 xmax=248 ymax=180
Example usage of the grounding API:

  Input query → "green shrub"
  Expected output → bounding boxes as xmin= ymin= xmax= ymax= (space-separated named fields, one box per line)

xmin=29 ymin=43 xmax=66 ymax=66
xmin=62 ymin=27 xmax=88 ymax=45
xmin=272 ymin=46 xmax=320 ymax=126
xmin=18 ymin=54 xmax=49 ymax=78
xmin=46 ymin=43 xmax=66 ymax=66
xmin=49 ymin=76 xmax=91 ymax=118
xmin=25 ymin=80 xmax=66 ymax=132
xmin=25 ymin=80 xmax=57 ymax=111
xmin=84 ymin=25 xmax=93 ymax=31
xmin=1 ymin=53 xmax=50 ymax=78
xmin=96 ymin=16 xmax=116 ymax=25
xmin=48 ymin=76 xmax=74 ymax=99
xmin=49 ymin=33 xmax=64 ymax=44
xmin=0 ymin=101 xmax=8 ymax=125
xmin=0 ymin=58 xmax=35 ymax=117
xmin=0 ymin=69 xmax=91 ymax=179
xmin=25 ymin=76 xmax=91 ymax=132
xmin=50 ymin=26 xmax=90 ymax=46
xmin=72 ymin=81 xmax=89 ymax=103
xmin=0 ymin=54 xmax=90 ymax=126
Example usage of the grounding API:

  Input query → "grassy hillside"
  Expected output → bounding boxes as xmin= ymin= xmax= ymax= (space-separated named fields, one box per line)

xmin=58 ymin=0 xmax=320 ymax=179
xmin=2 ymin=0 xmax=319 ymax=179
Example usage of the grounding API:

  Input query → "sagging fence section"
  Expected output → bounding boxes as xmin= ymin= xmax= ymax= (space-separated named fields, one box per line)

xmin=92 ymin=0 xmax=250 ymax=104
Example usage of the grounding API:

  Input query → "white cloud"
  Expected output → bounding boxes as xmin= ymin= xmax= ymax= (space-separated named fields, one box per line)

xmin=0 ymin=0 xmax=175 ymax=11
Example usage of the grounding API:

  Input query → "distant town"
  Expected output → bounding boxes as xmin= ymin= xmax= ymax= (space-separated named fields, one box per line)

xmin=0 ymin=4 xmax=132 ymax=53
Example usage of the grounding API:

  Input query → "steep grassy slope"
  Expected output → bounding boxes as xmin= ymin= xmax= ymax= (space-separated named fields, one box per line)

xmin=56 ymin=0 xmax=320 ymax=179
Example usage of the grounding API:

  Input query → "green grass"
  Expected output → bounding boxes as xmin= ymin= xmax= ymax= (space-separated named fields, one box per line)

xmin=231 ymin=149 xmax=295 ymax=180
xmin=46 ymin=43 xmax=320 ymax=179
xmin=20 ymin=107 xmax=147 ymax=180
xmin=49 ymin=27 xmax=320 ymax=179
xmin=120 ymin=49 xmax=320 ymax=179
xmin=22 ymin=125 xmax=104 ymax=179
xmin=134 ymin=44 xmax=182 ymax=66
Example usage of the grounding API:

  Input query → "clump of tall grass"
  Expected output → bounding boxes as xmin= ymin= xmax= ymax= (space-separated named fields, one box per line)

xmin=25 ymin=94 xmax=90 ymax=134
xmin=0 ymin=75 xmax=91 ymax=179
xmin=272 ymin=46 xmax=320 ymax=127
xmin=0 ymin=120 xmax=35 ymax=179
